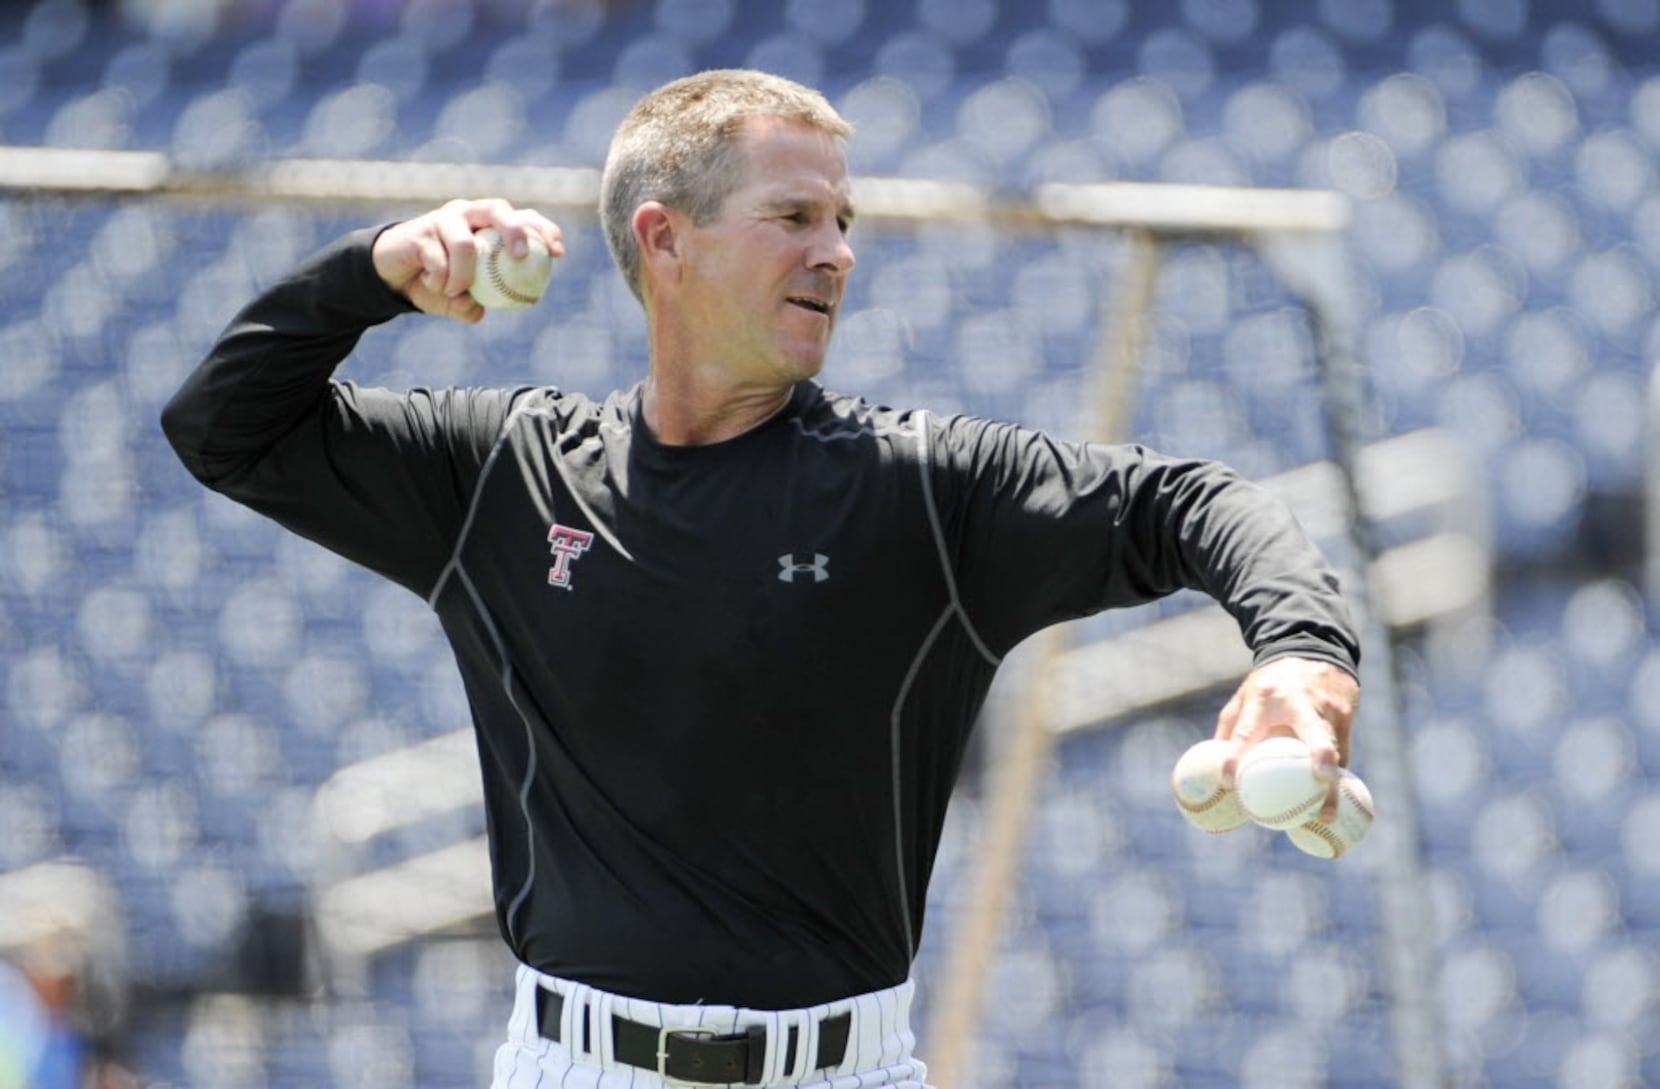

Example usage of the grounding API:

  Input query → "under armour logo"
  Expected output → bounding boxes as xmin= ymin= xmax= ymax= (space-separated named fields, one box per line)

xmin=548 ymin=524 xmax=594 ymax=590
xmin=778 ymin=553 xmax=830 ymax=583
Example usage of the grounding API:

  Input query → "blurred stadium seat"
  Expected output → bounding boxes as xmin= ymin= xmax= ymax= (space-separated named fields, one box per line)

xmin=3 ymin=0 xmax=1660 ymax=1084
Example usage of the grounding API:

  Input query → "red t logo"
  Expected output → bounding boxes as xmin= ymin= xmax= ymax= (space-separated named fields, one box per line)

xmin=547 ymin=525 xmax=594 ymax=590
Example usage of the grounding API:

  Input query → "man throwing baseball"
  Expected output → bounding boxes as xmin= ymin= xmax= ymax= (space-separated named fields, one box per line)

xmin=162 ymin=69 xmax=1359 ymax=1089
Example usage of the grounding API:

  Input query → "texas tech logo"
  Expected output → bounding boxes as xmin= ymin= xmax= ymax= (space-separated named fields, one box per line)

xmin=547 ymin=524 xmax=594 ymax=589
xmin=777 ymin=553 xmax=830 ymax=583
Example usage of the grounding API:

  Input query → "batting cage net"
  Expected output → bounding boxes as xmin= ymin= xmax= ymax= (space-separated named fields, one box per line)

xmin=1 ymin=154 xmax=1468 ymax=1089
xmin=3 ymin=14 xmax=1657 ymax=1088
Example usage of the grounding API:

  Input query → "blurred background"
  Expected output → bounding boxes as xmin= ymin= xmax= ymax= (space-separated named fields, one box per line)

xmin=1 ymin=0 xmax=1658 ymax=1086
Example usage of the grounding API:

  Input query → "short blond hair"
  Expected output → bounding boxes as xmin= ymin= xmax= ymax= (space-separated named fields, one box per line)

xmin=600 ymin=69 xmax=852 ymax=302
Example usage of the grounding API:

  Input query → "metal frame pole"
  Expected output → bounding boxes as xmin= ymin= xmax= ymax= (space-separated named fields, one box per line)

xmin=924 ymin=230 xmax=1163 ymax=1089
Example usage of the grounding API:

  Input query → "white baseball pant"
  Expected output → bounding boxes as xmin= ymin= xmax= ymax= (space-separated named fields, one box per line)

xmin=491 ymin=964 xmax=934 ymax=1089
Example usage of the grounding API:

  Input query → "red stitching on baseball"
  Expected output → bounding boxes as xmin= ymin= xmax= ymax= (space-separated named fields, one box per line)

xmin=1183 ymin=788 xmax=1228 ymax=813
xmin=1304 ymin=823 xmax=1344 ymax=855
xmin=486 ymin=247 xmax=539 ymax=306
xmin=1252 ymin=797 xmax=1322 ymax=826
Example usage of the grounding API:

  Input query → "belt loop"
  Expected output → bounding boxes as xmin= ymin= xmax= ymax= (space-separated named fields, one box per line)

xmin=800 ymin=1010 xmax=820 ymax=1084
xmin=583 ymin=983 xmax=606 ymax=1060
xmin=593 ymin=989 xmax=616 ymax=1071
xmin=779 ymin=1010 xmax=805 ymax=1083
xmin=566 ymin=988 xmax=582 ymax=1056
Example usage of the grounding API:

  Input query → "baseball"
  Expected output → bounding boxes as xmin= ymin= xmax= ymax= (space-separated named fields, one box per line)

xmin=1235 ymin=736 xmax=1329 ymax=830
xmin=469 ymin=227 xmax=553 ymax=311
xmin=1286 ymin=770 xmax=1374 ymax=859
xmin=1170 ymin=738 xmax=1250 ymax=833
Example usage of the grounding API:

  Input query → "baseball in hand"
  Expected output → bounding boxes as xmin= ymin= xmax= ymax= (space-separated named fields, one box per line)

xmin=469 ymin=227 xmax=553 ymax=311
xmin=1170 ymin=739 xmax=1250 ymax=833
xmin=1235 ymin=736 xmax=1330 ymax=830
xmin=1286 ymin=770 xmax=1374 ymax=859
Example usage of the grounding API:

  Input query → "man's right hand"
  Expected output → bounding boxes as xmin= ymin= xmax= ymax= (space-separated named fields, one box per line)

xmin=372 ymin=198 xmax=565 ymax=323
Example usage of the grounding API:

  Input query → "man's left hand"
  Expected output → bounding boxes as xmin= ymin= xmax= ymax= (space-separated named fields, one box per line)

xmin=1215 ymin=656 xmax=1360 ymax=823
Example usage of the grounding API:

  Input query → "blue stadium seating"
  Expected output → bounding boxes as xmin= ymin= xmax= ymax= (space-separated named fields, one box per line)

xmin=4 ymin=0 xmax=1660 ymax=1084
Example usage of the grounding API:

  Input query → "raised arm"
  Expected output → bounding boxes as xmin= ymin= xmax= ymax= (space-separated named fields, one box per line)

xmin=160 ymin=199 xmax=563 ymax=596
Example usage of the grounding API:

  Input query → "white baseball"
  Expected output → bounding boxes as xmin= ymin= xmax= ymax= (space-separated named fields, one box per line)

xmin=1170 ymin=739 xmax=1250 ymax=833
xmin=1235 ymin=736 xmax=1329 ymax=830
xmin=469 ymin=227 xmax=553 ymax=311
xmin=1286 ymin=770 xmax=1374 ymax=859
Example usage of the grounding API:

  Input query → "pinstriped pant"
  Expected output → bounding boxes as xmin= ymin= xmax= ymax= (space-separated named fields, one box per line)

xmin=490 ymin=965 xmax=934 ymax=1089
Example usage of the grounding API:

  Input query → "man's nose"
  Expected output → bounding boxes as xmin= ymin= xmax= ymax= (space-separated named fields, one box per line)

xmin=810 ymin=225 xmax=855 ymax=274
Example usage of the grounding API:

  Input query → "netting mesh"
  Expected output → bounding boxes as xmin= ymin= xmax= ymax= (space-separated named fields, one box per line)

xmin=4 ymin=2 xmax=1660 ymax=1081
xmin=2 ymin=191 xmax=1399 ymax=1089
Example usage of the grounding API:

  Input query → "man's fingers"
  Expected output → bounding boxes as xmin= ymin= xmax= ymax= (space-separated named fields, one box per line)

xmin=455 ymin=197 xmax=540 ymax=254
xmin=374 ymin=199 xmax=566 ymax=319
xmin=1317 ymin=779 xmax=1341 ymax=824
xmin=1316 ymin=739 xmax=1342 ymax=780
xmin=1215 ymin=707 xmax=1239 ymax=786
xmin=493 ymin=215 xmax=566 ymax=263
xmin=372 ymin=221 xmax=434 ymax=293
xmin=1215 ymin=690 xmax=1241 ymax=739
xmin=432 ymin=219 xmax=482 ymax=298
xmin=411 ymin=234 xmax=448 ymax=293
xmin=447 ymin=293 xmax=486 ymax=324
xmin=1218 ymin=700 xmax=1264 ymax=790
xmin=455 ymin=196 xmax=517 ymax=230
xmin=1294 ymin=717 xmax=1343 ymax=782
xmin=522 ymin=213 xmax=566 ymax=258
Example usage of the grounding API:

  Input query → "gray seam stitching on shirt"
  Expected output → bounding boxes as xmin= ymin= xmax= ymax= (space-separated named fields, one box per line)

xmin=457 ymin=563 xmax=540 ymax=949
xmin=519 ymin=404 xmax=636 ymax=562
xmin=914 ymin=411 xmax=1000 ymax=667
xmin=888 ymin=603 xmax=953 ymax=964
xmin=427 ymin=398 xmax=536 ymax=608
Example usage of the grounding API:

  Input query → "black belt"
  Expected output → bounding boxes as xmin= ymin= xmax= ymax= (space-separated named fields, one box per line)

xmin=536 ymin=987 xmax=850 ymax=1086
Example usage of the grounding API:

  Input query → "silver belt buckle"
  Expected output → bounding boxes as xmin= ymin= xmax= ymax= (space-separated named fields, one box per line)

xmin=656 ymin=1024 xmax=724 ymax=1086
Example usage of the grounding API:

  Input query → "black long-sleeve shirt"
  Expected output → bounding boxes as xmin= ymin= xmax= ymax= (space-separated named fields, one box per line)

xmin=161 ymin=229 xmax=1359 ymax=1009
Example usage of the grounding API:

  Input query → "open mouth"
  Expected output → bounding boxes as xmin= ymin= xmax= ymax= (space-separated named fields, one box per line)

xmin=787 ymin=296 xmax=831 ymax=315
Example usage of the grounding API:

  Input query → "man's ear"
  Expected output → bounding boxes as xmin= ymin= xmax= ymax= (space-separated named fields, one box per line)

xmin=635 ymin=201 xmax=682 ymax=285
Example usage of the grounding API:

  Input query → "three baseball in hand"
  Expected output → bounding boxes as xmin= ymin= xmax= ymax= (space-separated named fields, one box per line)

xmin=469 ymin=227 xmax=554 ymax=311
xmin=1170 ymin=735 xmax=1373 ymax=858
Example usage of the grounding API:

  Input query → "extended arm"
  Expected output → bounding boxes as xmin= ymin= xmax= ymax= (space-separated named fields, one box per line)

xmin=935 ymin=419 xmax=1359 ymax=668
xmin=931 ymin=415 xmax=1361 ymax=812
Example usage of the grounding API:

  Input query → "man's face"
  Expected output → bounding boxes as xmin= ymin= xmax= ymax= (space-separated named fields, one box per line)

xmin=674 ymin=117 xmax=856 ymax=385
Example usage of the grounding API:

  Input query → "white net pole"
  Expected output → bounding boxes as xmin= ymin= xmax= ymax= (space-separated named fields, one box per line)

xmin=924 ymin=228 xmax=1164 ymax=1089
xmin=1261 ymin=236 xmax=1449 ymax=1089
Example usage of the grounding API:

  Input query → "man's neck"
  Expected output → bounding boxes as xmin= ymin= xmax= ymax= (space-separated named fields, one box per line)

xmin=640 ymin=370 xmax=796 ymax=446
